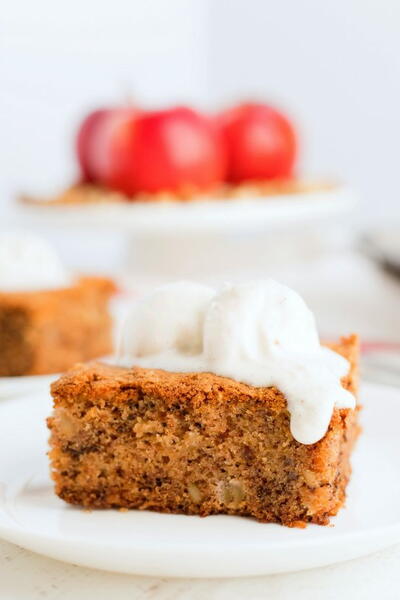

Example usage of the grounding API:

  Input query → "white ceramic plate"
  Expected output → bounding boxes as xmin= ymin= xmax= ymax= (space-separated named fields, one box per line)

xmin=13 ymin=186 xmax=356 ymax=235
xmin=0 ymin=382 xmax=398 ymax=578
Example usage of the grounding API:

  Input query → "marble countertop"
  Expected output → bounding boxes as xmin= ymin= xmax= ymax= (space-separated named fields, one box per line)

xmin=1 ymin=538 xmax=400 ymax=599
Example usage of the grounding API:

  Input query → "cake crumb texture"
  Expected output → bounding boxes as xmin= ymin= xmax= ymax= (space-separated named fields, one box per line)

xmin=48 ymin=335 xmax=359 ymax=526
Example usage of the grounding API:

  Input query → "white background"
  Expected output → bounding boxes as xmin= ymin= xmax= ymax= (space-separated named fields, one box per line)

xmin=1 ymin=0 xmax=400 ymax=219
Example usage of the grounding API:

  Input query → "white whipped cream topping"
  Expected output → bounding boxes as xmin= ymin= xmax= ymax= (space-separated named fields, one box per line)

xmin=0 ymin=232 xmax=72 ymax=292
xmin=118 ymin=280 xmax=355 ymax=444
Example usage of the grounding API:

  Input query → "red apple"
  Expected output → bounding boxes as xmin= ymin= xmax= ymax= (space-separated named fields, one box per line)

xmin=76 ymin=108 xmax=110 ymax=181
xmin=124 ymin=106 xmax=228 ymax=195
xmin=218 ymin=102 xmax=297 ymax=183
xmin=77 ymin=106 xmax=228 ymax=196
xmin=76 ymin=107 xmax=138 ymax=184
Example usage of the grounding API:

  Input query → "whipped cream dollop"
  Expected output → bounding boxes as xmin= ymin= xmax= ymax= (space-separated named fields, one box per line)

xmin=0 ymin=232 xmax=72 ymax=292
xmin=118 ymin=280 xmax=355 ymax=444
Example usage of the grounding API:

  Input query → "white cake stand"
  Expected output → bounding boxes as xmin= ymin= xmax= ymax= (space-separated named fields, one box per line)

xmin=11 ymin=185 xmax=357 ymax=283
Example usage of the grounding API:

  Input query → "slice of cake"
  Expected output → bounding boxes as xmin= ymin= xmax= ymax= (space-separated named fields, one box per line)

xmin=0 ymin=232 xmax=115 ymax=376
xmin=47 ymin=281 xmax=359 ymax=526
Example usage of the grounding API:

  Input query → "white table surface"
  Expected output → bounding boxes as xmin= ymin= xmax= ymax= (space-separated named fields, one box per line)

xmin=1 ymin=538 xmax=400 ymax=599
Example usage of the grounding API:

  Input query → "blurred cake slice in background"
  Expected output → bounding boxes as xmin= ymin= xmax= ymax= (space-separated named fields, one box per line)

xmin=0 ymin=232 xmax=116 ymax=376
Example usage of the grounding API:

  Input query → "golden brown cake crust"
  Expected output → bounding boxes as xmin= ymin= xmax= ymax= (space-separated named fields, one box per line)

xmin=0 ymin=276 xmax=116 ymax=376
xmin=0 ymin=275 xmax=115 ymax=304
xmin=21 ymin=179 xmax=336 ymax=206
xmin=51 ymin=335 xmax=358 ymax=406
xmin=48 ymin=335 xmax=359 ymax=527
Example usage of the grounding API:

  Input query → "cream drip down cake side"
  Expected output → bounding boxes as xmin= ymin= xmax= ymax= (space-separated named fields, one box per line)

xmin=0 ymin=232 xmax=115 ymax=376
xmin=47 ymin=280 xmax=359 ymax=527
